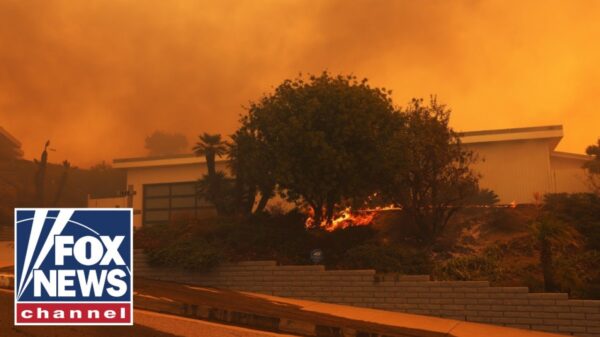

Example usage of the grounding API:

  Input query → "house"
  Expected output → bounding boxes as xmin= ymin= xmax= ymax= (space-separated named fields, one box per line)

xmin=109 ymin=154 xmax=227 ymax=228
xmin=0 ymin=126 xmax=23 ymax=160
xmin=461 ymin=125 xmax=590 ymax=204
xmin=98 ymin=125 xmax=591 ymax=228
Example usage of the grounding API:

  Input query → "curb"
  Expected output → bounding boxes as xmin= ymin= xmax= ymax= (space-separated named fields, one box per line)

xmin=0 ymin=274 xmax=344 ymax=337
xmin=2 ymin=273 xmax=566 ymax=337
xmin=134 ymin=294 xmax=360 ymax=337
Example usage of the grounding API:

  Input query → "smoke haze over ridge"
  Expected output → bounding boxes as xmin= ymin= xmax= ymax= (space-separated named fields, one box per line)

xmin=1 ymin=0 xmax=599 ymax=166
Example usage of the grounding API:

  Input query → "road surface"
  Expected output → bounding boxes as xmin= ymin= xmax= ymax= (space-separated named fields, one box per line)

xmin=0 ymin=242 xmax=12 ymax=269
xmin=1 ymin=289 xmax=294 ymax=337
xmin=135 ymin=309 xmax=297 ymax=337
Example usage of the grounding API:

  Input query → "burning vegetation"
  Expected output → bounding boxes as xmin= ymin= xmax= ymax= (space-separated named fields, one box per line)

xmin=305 ymin=207 xmax=377 ymax=231
xmin=186 ymin=73 xmax=486 ymax=244
xmin=304 ymin=193 xmax=400 ymax=231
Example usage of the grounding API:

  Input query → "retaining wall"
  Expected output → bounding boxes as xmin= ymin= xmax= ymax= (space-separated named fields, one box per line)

xmin=134 ymin=249 xmax=600 ymax=337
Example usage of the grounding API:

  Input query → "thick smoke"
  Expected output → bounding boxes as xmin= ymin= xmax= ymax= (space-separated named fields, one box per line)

xmin=0 ymin=0 xmax=598 ymax=166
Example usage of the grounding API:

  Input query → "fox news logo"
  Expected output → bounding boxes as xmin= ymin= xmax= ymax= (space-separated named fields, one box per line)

xmin=14 ymin=208 xmax=133 ymax=325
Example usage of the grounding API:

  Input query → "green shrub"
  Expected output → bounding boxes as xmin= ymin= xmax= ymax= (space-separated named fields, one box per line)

xmin=340 ymin=244 xmax=431 ymax=274
xmin=486 ymin=208 xmax=522 ymax=232
xmin=216 ymin=211 xmax=314 ymax=264
xmin=464 ymin=188 xmax=500 ymax=206
xmin=554 ymin=250 xmax=600 ymax=299
xmin=147 ymin=238 xmax=222 ymax=271
xmin=544 ymin=193 xmax=600 ymax=250
xmin=314 ymin=226 xmax=377 ymax=267
xmin=137 ymin=221 xmax=224 ymax=272
xmin=433 ymin=247 xmax=503 ymax=281
xmin=135 ymin=223 xmax=178 ymax=250
xmin=137 ymin=211 xmax=397 ymax=271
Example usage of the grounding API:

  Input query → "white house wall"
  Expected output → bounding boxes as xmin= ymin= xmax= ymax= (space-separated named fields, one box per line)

xmin=115 ymin=128 xmax=592 ymax=227
xmin=464 ymin=139 xmax=554 ymax=204
xmin=550 ymin=155 xmax=590 ymax=194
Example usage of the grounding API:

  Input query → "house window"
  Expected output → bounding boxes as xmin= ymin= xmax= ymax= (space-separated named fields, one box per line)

xmin=143 ymin=182 xmax=212 ymax=225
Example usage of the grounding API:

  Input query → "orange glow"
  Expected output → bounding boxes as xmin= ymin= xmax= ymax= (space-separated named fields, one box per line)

xmin=1 ymin=1 xmax=599 ymax=166
xmin=305 ymin=204 xmax=400 ymax=231
xmin=305 ymin=207 xmax=375 ymax=231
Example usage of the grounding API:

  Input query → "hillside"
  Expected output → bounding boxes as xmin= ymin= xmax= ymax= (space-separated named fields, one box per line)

xmin=374 ymin=204 xmax=599 ymax=297
xmin=0 ymin=159 xmax=125 ymax=226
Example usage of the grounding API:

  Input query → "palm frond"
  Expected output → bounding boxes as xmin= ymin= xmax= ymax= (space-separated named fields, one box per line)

xmin=194 ymin=132 xmax=229 ymax=158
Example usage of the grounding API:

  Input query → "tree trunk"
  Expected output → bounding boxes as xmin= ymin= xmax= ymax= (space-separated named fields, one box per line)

xmin=244 ymin=185 xmax=257 ymax=215
xmin=53 ymin=163 xmax=70 ymax=206
xmin=34 ymin=148 xmax=48 ymax=207
xmin=254 ymin=193 xmax=270 ymax=214
xmin=540 ymin=239 xmax=556 ymax=292
xmin=206 ymin=153 xmax=216 ymax=177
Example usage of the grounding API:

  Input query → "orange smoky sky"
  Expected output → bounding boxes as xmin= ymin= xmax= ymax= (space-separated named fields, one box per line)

xmin=1 ymin=0 xmax=599 ymax=167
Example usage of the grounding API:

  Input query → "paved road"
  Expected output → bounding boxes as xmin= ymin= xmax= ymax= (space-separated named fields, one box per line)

xmin=1 ymin=290 xmax=293 ymax=337
xmin=135 ymin=309 xmax=297 ymax=337
xmin=0 ymin=242 xmax=12 ymax=268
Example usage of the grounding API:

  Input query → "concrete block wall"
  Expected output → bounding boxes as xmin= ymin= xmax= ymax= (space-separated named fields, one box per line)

xmin=134 ymin=250 xmax=600 ymax=337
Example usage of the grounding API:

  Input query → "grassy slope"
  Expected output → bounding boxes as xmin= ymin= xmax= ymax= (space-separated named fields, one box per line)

xmin=373 ymin=204 xmax=597 ymax=295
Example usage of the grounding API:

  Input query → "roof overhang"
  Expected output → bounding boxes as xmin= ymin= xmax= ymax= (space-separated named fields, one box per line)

xmin=551 ymin=151 xmax=591 ymax=161
xmin=114 ymin=125 xmax=575 ymax=169
xmin=459 ymin=125 xmax=563 ymax=149
xmin=114 ymin=154 xmax=204 ymax=169
xmin=113 ymin=153 xmax=229 ymax=169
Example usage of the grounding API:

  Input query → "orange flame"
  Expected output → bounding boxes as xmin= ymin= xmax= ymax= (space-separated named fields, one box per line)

xmin=305 ymin=204 xmax=400 ymax=231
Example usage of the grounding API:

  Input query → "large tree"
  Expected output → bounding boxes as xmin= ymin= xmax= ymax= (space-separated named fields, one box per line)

xmin=228 ymin=128 xmax=275 ymax=215
xmin=382 ymin=98 xmax=479 ymax=243
xmin=240 ymin=72 xmax=403 ymax=226
xmin=584 ymin=139 xmax=600 ymax=194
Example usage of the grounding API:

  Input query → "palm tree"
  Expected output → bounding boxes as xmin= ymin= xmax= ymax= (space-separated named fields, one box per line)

xmin=53 ymin=160 xmax=70 ymax=206
xmin=530 ymin=216 xmax=569 ymax=292
xmin=194 ymin=133 xmax=229 ymax=215
xmin=34 ymin=140 xmax=50 ymax=206
xmin=193 ymin=133 xmax=228 ymax=177
xmin=196 ymin=171 xmax=232 ymax=214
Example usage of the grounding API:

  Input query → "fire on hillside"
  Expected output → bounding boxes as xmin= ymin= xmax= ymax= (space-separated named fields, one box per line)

xmin=304 ymin=198 xmax=520 ymax=231
xmin=304 ymin=205 xmax=400 ymax=231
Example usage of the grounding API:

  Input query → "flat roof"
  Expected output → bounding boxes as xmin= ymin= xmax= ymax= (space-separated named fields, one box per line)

xmin=113 ymin=153 xmax=229 ymax=169
xmin=113 ymin=125 xmax=572 ymax=168
xmin=459 ymin=124 xmax=563 ymax=148
xmin=114 ymin=153 xmax=200 ymax=164
xmin=459 ymin=125 xmax=562 ymax=137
